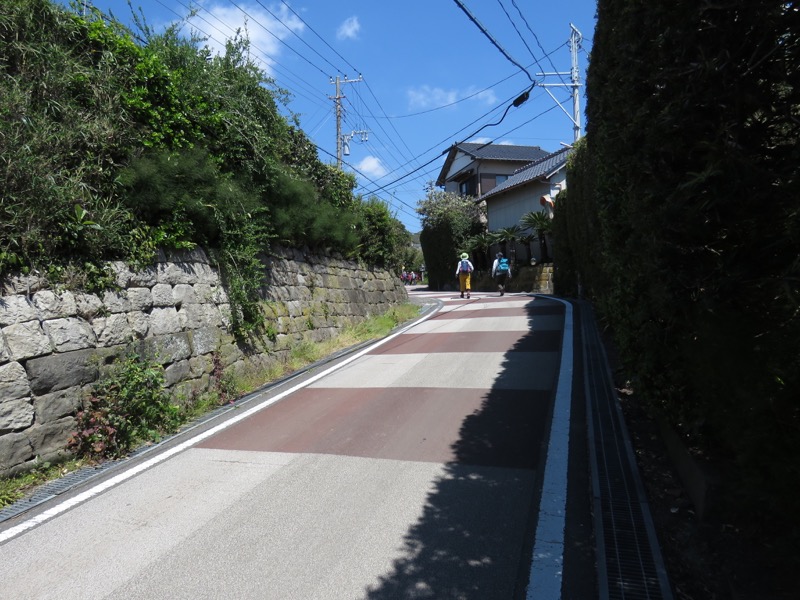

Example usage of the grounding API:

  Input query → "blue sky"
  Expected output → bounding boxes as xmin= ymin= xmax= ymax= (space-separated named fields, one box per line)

xmin=62 ymin=1 xmax=597 ymax=232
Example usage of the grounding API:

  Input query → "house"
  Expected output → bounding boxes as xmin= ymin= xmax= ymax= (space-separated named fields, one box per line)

xmin=479 ymin=145 xmax=573 ymax=262
xmin=436 ymin=142 xmax=551 ymax=197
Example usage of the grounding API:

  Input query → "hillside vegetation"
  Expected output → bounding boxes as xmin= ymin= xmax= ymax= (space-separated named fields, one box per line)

xmin=554 ymin=0 xmax=800 ymax=568
xmin=0 ymin=0 xmax=411 ymax=336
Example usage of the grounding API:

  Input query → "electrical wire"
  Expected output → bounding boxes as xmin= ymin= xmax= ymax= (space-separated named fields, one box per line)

xmin=252 ymin=0 xmax=346 ymax=76
xmin=278 ymin=0 xmax=360 ymax=75
xmin=495 ymin=0 xmax=542 ymax=72
xmin=451 ymin=0 xmax=537 ymax=83
xmin=112 ymin=1 xmax=580 ymax=228
xmin=368 ymin=66 xmax=526 ymax=119
xmin=226 ymin=0 xmax=331 ymax=78
xmin=359 ymin=83 xmax=537 ymax=197
xmin=162 ymin=0 xmax=330 ymax=109
xmin=510 ymin=0 xmax=567 ymax=84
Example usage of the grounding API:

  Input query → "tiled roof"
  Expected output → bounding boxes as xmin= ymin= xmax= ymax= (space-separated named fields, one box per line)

xmin=479 ymin=146 xmax=572 ymax=201
xmin=435 ymin=142 xmax=550 ymax=186
xmin=455 ymin=142 xmax=550 ymax=162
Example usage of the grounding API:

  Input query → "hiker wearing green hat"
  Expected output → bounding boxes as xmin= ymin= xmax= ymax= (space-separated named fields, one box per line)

xmin=455 ymin=252 xmax=474 ymax=299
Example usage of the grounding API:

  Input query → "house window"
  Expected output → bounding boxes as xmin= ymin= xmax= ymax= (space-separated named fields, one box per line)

xmin=480 ymin=174 xmax=509 ymax=195
xmin=459 ymin=176 xmax=477 ymax=196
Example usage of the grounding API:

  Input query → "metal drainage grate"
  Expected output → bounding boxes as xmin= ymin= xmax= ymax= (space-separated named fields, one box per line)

xmin=581 ymin=301 xmax=673 ymax=600
xmin=0 ymin=460 xmax=118 ymax=524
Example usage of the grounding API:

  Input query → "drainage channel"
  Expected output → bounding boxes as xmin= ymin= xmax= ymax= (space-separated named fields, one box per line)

xmin=580 ymin=301 xmax=674 ymax=600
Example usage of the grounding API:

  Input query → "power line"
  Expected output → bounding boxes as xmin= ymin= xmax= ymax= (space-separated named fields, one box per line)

xmin=509 ymin=0 xmax=567 ymax=85
xmin=495 ymin=0 xmax=540 ymax=70
xmin=451 ymin=0 xmax=537 ymax=83
xmin=357 ymin=91 xmax=527 ymax=200
xmin=227 ymin=0 xmax=331 ymax=78
xmin=359 ymin=83 xmax=536 ymax=197
xmin=368 ymin=66 xmax=526 ymax=119
xmin=311 ymin=145 xmax=419 ymax=218
xmin=252 ymin=0 xmax=345 ymax=76
xmin=278 ymin=0 xmax=360 ymax=74
xmin=163 ymin=0 xmax=330 ymax=110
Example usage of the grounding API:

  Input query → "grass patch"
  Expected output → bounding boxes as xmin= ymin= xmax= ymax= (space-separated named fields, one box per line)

xmin=240 ymin=302 xmax=421 ymax=391
xmin=0 ymin=459 xmax=87 ymax=509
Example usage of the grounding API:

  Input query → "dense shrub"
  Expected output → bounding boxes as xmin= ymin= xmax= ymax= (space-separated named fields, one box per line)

xmin=559 ymin=0 xmax=800 ymax=537
xmin=0 ymin=0 xmax=409 ymax=339
xmin=356 ymin=197 xmax=412 ymax=273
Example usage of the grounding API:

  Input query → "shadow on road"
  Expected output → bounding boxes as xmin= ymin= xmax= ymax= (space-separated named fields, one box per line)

xmin=362 ymin=297 xmax=564 ymax=600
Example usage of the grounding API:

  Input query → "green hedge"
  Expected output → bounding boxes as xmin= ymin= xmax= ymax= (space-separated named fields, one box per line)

xmin=557 ymin=0 xmax=800 ymax=536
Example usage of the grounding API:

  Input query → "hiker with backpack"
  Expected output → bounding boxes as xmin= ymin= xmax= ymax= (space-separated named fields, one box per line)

xmin=492 ymin=252 xmax=511 ymax=296
xmin=455 ymin=252 xmax=474 ymax=299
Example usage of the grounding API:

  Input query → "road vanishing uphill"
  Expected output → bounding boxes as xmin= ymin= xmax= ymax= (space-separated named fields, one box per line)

xmin=0 ymin=289 xmax=671 ymax=600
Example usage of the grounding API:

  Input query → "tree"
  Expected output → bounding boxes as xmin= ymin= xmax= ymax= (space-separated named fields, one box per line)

xmin=417 ymin=190 xmax=484 ymax=290
xmin=355 ymin=197 xmax=410 ymax=272
xmin=521 ymin=211 xmax=552 ymax=263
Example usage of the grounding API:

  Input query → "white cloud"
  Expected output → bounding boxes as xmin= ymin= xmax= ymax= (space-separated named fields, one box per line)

xmin=464 ymin=86 xmax=498 ymax=106
xmin=337 ymin=16 xmax=360 ymax=40
xmin=186 ymin=2 xmax=304 ymax=76
xmin=407 ymin=85 xmax=498 ymax=110
xmin=407 ymin=85 xmax=459 ymax=110
xmin=356 ymin=156 xmax=387 ymax=178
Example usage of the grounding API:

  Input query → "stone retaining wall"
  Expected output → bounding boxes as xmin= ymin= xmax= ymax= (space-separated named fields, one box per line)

xmin=0 ymin=247 xmax=407 ymax=477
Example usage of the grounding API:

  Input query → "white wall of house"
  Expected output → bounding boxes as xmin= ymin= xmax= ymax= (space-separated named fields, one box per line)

xmin=486 ymin=170 xmax=567 ymax=230
xmin=487 ymin=182 xmax=550 ymax=230
xmin=485 ymin=170 xmax=566 ymax=263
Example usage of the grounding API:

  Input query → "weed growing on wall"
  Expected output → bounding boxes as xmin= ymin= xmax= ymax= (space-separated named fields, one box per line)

xmin=68 ymin=351 xmax=181 ymax=459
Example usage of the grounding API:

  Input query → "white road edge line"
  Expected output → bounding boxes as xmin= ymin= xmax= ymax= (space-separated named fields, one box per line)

xmin=0 ymin=306 xmax=441 ymax=545
xmin=526 ymin=298 xmax=573 ymax=599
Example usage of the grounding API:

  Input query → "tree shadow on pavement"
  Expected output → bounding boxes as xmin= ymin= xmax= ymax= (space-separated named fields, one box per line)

xmin=362 ymin=297 xmax=565 ymax=600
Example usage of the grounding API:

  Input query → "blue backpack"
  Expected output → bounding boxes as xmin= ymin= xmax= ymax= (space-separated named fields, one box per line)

xmin=459 ymin=259 xmax=472 ymax=273
xmin=496 ymin=257 xmax=509 ymax=274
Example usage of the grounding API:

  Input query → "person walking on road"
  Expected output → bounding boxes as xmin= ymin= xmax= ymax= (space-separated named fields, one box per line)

xmin=492 ymin=252 xmax=511 ymax=296
xmin=455 ymin=252 xmax=474 ymax=299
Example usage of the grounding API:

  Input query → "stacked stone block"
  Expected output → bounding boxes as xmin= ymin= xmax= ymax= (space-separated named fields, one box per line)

xmin=0 ymin=247 xmax=406 ymax=477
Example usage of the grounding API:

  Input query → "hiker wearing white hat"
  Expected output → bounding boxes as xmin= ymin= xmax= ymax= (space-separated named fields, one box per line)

xmin=455 ymin=252 xmax=474 ymax=299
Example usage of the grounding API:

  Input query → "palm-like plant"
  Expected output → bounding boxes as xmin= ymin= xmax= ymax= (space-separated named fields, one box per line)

xmin=491 ymin=225 xmax=523 ymax=263
xmin=521 ymin=211 xmax=552 ymax=263
xmin=466 ymin=232 xmax=493 ymax=270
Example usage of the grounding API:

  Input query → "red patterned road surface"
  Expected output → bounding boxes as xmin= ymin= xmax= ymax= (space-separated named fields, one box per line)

xmin=0 ymin=290 xmax=587 ymax=600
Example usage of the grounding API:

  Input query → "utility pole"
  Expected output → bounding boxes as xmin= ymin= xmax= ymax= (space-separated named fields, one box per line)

xmin=537 ymin=24 xmax=583 ymax=142
xmin=330 ymin=75 xmax=364 ymax=168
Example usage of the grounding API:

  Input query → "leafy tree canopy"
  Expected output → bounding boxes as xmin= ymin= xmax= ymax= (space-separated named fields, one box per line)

xmin=0 ymin=0 xmax=412 ymax=336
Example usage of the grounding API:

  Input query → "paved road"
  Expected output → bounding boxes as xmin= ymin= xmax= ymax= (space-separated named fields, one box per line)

xmin=0 ymin=290 xmax=595 ymax=599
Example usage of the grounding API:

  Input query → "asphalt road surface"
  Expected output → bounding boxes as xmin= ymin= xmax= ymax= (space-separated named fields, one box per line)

xmin=0 ymin=290 xmax=593 ymax=599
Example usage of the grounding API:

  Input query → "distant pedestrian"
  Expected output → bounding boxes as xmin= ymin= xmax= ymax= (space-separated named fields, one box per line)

xmin=455 ymin=252 xmax=474 ymax=299
xmin=492 ymin=252 xmax=511 ymax=296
